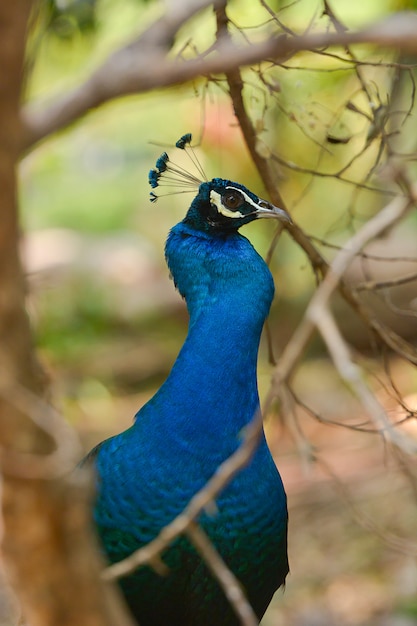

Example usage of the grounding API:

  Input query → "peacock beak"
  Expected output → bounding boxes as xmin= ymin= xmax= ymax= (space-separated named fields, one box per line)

xmin=256 ymin=200 xmax=292 ymax=224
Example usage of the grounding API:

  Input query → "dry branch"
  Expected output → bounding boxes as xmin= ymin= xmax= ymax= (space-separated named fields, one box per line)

xmin=355 ymin=271 xmax=417 ymax=291
xmin=215 ymin=4 xmax=417 ymax=368
xmin=186 ymin=523 xmax=259 ymax=626
xmin=22 ymin=9 xmax=417 ymax=150
xmin=271 ymin=188 xmax=417 ymax=455
xmin=0 ymin=385 xmax=81 ymax=479
xmin=103 ymin=406 xmax=265 ymax=580
xmin=9 ymin=2 xmax=417 ymax=623
xmin=273 ymin=193 xmax=414 ymax=382
xmin=316 ymin=307 xmax=417 ymax=455
xmin=318 ymin=458 xmax=417 ymax=555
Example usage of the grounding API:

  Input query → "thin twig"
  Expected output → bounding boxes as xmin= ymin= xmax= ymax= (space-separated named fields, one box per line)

xmin=315 ymin=306 xmax=417 ymax=454
xmin=355 ymin=270 xmax=417 ymax=291
xmin=0 ymin=385 xmax=82 ymax=478
xmin=308 ymin=193 xmax=414 ymax=308
xmin=318 ymin=457 xmax=417 ymax=555
xmin=102 ymin=407 xmax=265 ymax=580
xmin=186 ymin=522 xmax=259 ymax=626
xmin=279 ymin=192 xmax=414 ymax=381
xmin=22 ymin=10 xmax=417 ymax=149
xmin=216 ymin=4 xmax=417 ymax=367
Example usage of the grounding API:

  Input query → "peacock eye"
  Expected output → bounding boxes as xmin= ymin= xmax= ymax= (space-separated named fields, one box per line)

xmin=222 ymin=190 xmax=244 ymax=211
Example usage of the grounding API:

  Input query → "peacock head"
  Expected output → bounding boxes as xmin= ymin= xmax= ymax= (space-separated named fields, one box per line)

xmin=183 ymin=178 xmax=291 ymax=233
xmin=148 ymin=133 xmax=291 ymax=234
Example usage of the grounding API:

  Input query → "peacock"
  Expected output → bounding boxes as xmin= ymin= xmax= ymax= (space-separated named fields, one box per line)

xmin=85 ymin=134 xmax=290 ymax=625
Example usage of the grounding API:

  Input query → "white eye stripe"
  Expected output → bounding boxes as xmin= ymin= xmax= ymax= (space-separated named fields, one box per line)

xmin=210 ymin=187 xmax=261 ymax=219
xmin=209 ymin=190 xmax=245 ymax=219
xmin=225 ymin=186 xmax=260 ymax=211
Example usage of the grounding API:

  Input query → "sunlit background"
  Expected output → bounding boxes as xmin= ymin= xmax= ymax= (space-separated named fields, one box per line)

xmin=17 ymin=0 xmax=417 ymax=624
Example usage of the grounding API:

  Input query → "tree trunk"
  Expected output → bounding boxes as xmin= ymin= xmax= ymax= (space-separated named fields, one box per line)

xmin=0 ymin=3 xmax=134 ymax=625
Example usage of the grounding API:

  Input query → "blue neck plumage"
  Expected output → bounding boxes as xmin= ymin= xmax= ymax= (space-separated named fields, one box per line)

xmin=138 ymin=221 xmax=274 ymax=451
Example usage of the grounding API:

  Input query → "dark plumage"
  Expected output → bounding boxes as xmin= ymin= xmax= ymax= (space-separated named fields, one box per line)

xmin=86 ymin=140 xmax=289 ymax=625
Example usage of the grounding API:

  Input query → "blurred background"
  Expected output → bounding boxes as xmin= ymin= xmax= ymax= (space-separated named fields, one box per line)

xmin=17 ymin=0 xmax=417 ymax=624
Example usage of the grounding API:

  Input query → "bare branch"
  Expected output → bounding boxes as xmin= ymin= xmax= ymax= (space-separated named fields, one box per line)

xmin=0 ymin=385 xmax=81 ymax=478
xmin=22 ymin=10 xmax=417 ymax=149
xmin=102 ymin=407 xmax=265 ymax=580
xmin=316 ymin=306 xmax=417 ymax=455
xmin=215 ymin=5 xmax=417 ymax=371
xmin=186 ymin=522 xmax=259 ymax=626
xmin=318 ymin=458 xmax=417 ymax=555
xmin=272 ymin=188 xmax=415 ymax=386
xmin=309 ymin=194 xmax=414 ymax=308
xmin=22 ymin=0 xmax=226 ymax=149
xmin=355 ymin=270 xmax=417 ymax=291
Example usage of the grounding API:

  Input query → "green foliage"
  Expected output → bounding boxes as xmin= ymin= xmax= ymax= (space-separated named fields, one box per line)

xmin=45 ymin=0 xmax=98 ymax=38
xmin=39 ymin=0 xmax=153 ymax=40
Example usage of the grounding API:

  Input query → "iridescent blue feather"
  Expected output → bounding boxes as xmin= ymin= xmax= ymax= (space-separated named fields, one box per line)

xmin=87 ymin=135 xmax=289 ymax=626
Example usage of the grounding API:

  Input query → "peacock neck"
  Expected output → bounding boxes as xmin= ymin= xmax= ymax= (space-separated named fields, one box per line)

xmin=136 ymin=222 xmax=275 ymax=447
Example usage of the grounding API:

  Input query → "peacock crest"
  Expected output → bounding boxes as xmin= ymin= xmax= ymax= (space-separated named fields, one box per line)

xmin=148 ymin=133 xmax=206 ymax=202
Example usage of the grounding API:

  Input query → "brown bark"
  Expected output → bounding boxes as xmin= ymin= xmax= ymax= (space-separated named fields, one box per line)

xmin=0 ymin=3 xmax=133 ymax=625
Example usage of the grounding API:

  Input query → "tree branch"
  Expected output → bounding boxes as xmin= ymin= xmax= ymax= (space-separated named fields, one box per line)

xmin=0 ymin=385 xmax=81 ymax=479
xmin=216 ymin=4 xmax=417 ymax=368
xmin=22 ymin=10 xmax=417 ymax=150
xmin=270 ymin=186 xmax=417 ymax=456
xmin=186 ymin=522 xmax=259 ymax=626
xmin=355 ymin=270 xmax=417 ymax=291
xmin=102 ymin=405 xmax=266 ymax=580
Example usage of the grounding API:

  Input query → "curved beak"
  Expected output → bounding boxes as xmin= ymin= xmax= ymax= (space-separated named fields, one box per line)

xmin=256 ymin=200 xmax=292 ymax=224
